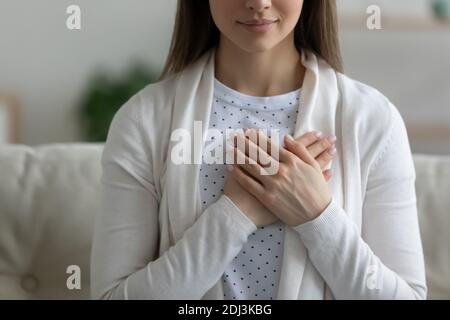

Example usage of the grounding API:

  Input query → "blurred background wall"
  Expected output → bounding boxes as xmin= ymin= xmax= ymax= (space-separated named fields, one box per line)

xmin=0 ymin=0 xmax=449 ymax=153
xmin=338 ymin=0 xmax=450 ymax=155
xmin=0 ymin=0 xmax=177 ymax=145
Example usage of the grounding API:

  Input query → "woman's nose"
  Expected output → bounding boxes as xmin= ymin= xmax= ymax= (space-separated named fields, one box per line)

xmin=245 ymin=0 xmax=272 ymax=12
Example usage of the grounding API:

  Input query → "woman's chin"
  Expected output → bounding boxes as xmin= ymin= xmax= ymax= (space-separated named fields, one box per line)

xmin=235 ymin=40 xmax=280 ymax=54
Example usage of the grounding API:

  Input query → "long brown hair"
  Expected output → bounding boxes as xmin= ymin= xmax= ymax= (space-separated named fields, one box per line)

xmin=158 ymin=0 xmax=343 ymax=81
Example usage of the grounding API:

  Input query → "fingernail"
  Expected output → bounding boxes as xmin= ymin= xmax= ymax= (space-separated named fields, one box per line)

xmin=328 ymin=135 xmax=337 ymax=143
xmin=285 ymin=134 xmax=294 ymax=141
xmin=328 ymin=146 xmax=337 ymax=155
xmin=227 ymin=164 xmax=234 ymax=172
xmin=314 ymin=131 xmax=324 ymax=138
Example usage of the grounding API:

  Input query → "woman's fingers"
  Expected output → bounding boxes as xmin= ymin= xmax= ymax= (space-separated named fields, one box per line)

xmin=294 ymin=131 xmax=324 ymax=148
xmin=233 ymin=130 xmax=274 ymax=165
xmin=315 ymin=145 xmax=337 ymax=170
xmin=285 ymin=131 xmax=337 ymax=170
xmin=283 ymin=135 xmax=319 ymax=169
xmin=234 ymin=129 xmax=291 ymax=165
xmin=290 ymin=131 xmax=336 ymax=159
xmin=251 ymin=129 xmax=292 ymax=164
xmin=231 ymin=141 xmax=272 ymax=186
xmin=306 ymin=135 xmax=336 ymax=159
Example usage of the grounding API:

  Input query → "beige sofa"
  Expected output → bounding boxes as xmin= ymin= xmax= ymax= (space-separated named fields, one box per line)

xmin=0 ymin=143 xmax=449 ymax=299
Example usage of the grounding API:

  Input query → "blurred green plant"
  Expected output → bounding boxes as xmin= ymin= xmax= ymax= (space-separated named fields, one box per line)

xmin=79 ymin=63 xmax=159 ymax=142
xmin=432 ymin=0 xmax=450 ymax=20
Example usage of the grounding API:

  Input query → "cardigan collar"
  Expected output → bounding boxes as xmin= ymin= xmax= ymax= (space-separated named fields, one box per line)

xmin=164 ymin=46 xmax=342 ymax=299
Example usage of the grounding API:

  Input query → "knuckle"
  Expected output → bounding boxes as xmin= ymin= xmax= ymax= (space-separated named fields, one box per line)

xmin=277 ymin=164 xmax=289 ymax=178
xmin=278 ymin=165 xmax=285 ymax=176
xmin=266 ymin=180 xmax=278 ymax=194
xmin=263 ymin=192 xmax=276 ymax=205
xmin=248 ymin=162 xmax=258 ymax=169
xmin=240 ymin=173 xmax=251 ymax=188
xmin=298 ymin=141 xmax=308 ymax=150
xmin=264 ymin=162 xmax=280 ymax=176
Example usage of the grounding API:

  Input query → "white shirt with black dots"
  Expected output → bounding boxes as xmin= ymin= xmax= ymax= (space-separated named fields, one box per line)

xmin=199 ymin=77 xmax=301 ymax=300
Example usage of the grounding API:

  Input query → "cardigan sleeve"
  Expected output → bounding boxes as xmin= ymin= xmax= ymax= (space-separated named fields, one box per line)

xmin=293 ymin=103 xmax=428 ymax=299
xmin=90 ymin=98 xmax=257 ymax=300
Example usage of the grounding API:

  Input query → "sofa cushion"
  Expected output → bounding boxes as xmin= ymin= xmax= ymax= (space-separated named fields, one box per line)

xmin=0 ymin=143 xmax=103 ymax=299
xmin=414 ymin=153 xmax=450 ymax=299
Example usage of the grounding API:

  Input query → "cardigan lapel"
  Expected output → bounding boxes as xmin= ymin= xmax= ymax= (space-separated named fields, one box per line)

xmin=286 ymin=51 xmax=344 ymax=299
xmin=277 ymin=50 xmax=343 ymax=299
xmin=165 ymin=49 xmax=216 ymax=244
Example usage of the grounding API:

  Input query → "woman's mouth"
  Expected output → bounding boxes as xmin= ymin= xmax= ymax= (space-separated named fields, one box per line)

xmin=237 ymin=19 xmax=279 ymax=33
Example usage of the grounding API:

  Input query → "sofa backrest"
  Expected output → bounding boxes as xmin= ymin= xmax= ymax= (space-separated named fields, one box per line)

xmin=0 ymin=144 xmax=449 ymax=299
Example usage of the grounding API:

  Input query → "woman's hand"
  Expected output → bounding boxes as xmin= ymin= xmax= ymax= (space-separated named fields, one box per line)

xmin=223 ymin=130 xmax=336 ymax=228
xmin=287 ymin=131 xmax=336 ymax=183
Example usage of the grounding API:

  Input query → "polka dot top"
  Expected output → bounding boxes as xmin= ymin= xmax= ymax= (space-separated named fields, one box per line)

xmin=199 ymin=77 xmax=301 ymax=300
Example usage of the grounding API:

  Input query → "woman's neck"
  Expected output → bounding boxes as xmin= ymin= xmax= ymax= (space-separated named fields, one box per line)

xmin=214 ymin=33 xmax=305 ymax=97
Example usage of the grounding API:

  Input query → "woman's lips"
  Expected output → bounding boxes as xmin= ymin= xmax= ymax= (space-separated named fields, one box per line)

xmin=237 ymin=20 xmax=279 ymax=33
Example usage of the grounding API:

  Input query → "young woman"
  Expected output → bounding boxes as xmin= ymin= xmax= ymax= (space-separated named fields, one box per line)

xmin=90 ymin=0 xmax=427 ymax=300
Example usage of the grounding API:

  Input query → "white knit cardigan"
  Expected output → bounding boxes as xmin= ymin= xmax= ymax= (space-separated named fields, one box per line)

xmin=90 ymin=47 xmax=427 ymax=300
